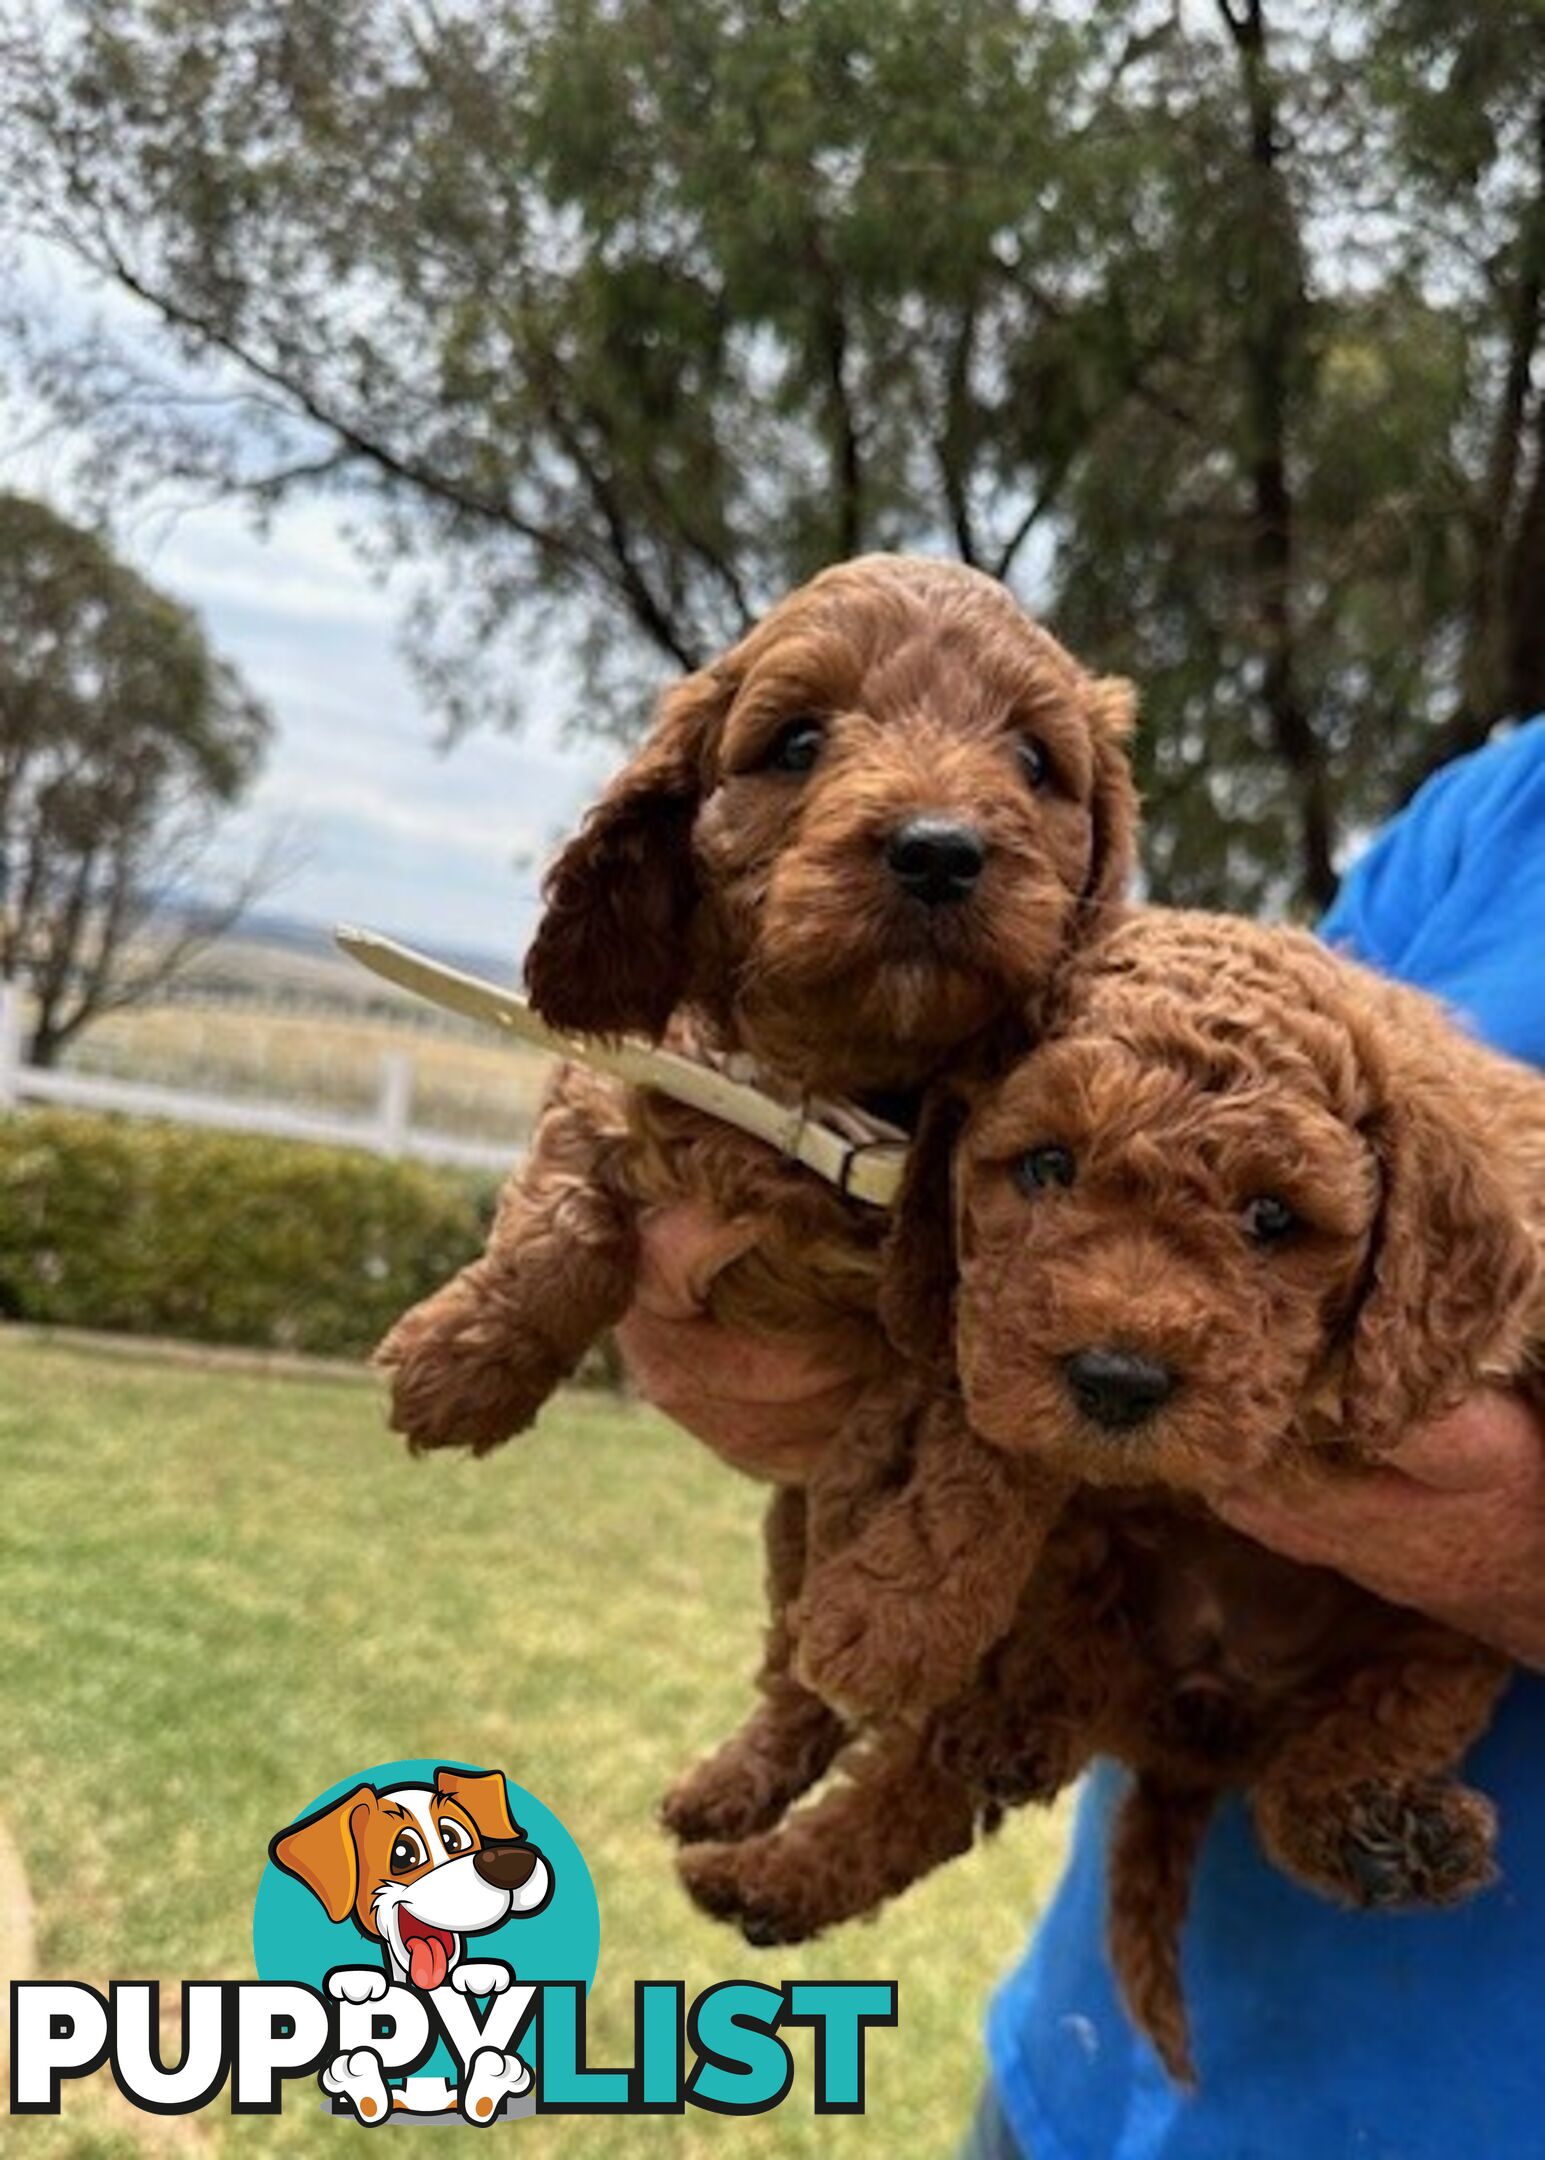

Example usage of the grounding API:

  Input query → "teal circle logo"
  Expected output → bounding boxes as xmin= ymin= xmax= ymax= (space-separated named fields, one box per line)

xmin=253 ymin=1757 xmax=599 ymax=1991
xmin=253 ymin=1758 xmax=599 ymax=2118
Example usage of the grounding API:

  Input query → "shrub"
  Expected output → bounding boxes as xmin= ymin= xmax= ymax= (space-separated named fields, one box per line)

xmin=0 ymin=1110 xmax=500 ymax=1358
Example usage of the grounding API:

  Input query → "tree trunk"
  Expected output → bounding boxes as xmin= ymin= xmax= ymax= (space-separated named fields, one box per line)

xmin=1504 ymin=412 xmax=1545 ymax=722
xmin=1223 ymin=0 xmax=1337 ymax=911
xmin=25 ymin=1020 xmax=61 ymax=1070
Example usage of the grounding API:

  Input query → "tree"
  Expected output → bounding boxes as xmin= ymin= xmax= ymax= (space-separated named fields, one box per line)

xmin=0 ymin=492 xmax=271 ymax=1064
xmin=1 ymin=0 xmax=1541 ymax=912
xmin=1365 ymin=0 xmax=1545 ymax=770
xmin=1049 ymin=0 xmax=1545 ymax=907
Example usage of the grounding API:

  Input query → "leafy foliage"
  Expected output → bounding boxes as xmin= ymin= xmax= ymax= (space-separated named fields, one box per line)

xmin=3 ymin=0 xmax=1544 ymax=909
xmin=0 ymin=492 xmax=271 ymax=1060
xmin=0 ymin=1109 xmax=494 ymax=1356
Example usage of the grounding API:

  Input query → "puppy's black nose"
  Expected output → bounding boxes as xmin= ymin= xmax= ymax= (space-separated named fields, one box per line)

xmin=473 ymin=1842 xmax=540 ymax=1890
xmin=1063 ymin=1347 xmax=1176 ymax=1431
xmin=885 ymin=817 xmax=986 ymax=904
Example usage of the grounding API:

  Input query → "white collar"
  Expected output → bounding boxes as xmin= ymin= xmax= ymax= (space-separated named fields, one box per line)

xmin=336 ymin=927 xmax=907 ymax=1208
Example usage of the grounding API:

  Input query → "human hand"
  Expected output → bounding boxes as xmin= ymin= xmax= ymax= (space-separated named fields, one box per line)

xmin=1210 ymin=1390 xmax=1545 ymax=1669
xmin=613 ymin=1200 xmax=863 ymax=1481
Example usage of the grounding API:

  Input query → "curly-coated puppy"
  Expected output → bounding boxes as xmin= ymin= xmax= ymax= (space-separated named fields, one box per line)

xmin=378 ymin=554 xmax=1136 ymax=1844
xmin=681 ymin=910 xmax=1544 ymax=2083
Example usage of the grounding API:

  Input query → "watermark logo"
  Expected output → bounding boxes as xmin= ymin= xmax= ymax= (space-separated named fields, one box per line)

xmin=10 ymin=1756 xmax=894 ymax=2126
xmin=258 ymin=1758 xmax=593 ymax=2123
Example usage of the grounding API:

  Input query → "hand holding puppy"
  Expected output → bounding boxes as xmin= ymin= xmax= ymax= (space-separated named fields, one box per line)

xmin=1212 ymin=1389 xmax=1545 ymax=1669
xmin=615 ymin=1201 xmax=865 ymax=1480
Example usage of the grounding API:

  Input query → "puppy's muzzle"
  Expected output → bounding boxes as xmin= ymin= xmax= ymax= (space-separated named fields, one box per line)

xmin=473 ymin=1842 xmax=542 ymax=1891
xmin=1063 ymin=1346 xmax=1177 ymax=1432
xmin=884 ymin=817 xmax=986 ymax=905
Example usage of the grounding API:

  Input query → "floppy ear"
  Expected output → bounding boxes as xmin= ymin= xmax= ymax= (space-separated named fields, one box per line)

xmin=1079 ymin=676 xmax=1139 ymax=929
xmin=436 ymin=1766 xmax=521 ymax=1843
xmin=1342 ymin=1074 xmax=1538 ymax=1453
xmin=877 ymin=1085 xmax=974 ymax=1372
xmin=270 ymin=1786 xmax=375 ymax=1923
xmin=523 ymin=668 xmax=729 ymax=1038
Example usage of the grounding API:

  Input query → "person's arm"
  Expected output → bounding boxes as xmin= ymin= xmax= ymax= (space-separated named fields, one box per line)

xmin=1211 ymin=1392 xmax=1545 ymax=1669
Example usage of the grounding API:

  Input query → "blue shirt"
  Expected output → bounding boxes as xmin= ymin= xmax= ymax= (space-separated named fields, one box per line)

xmin=988 ymin=717 xmax=1545 ymax=2160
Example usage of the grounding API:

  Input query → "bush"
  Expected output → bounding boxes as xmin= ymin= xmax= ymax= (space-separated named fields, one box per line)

xmin=0 ymin=1110 xmax=500 ymax=1358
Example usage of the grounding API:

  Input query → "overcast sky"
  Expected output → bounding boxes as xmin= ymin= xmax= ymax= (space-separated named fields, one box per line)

xmin=4 ymin=246 xmax=619 ymax=970
xmin=140 ymin=497 xmax=616 ymax=965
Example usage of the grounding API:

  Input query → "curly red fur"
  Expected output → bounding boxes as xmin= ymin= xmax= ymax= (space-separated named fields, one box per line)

xmin=683 ymin=910 xmax=1543 ymax=2085
xmin=376 ymin=554 xmax=1137 ymax=1841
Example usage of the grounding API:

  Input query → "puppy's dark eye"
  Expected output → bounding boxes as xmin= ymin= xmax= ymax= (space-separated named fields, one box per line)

xmin=389 ymin=1831 xmax=427 ymax=1874
xmin=761 ymin=717 xmax=825 ymax=774
xmin=1014 ymin=1143 xmax=1076 ymax=1193
xmin=1244 ymin=1195 xmax=1299 ymax=1245
xmin=438 ymin=1819 xmax=471 ymax=1855
xmin=1017 ymin=736 xmax=1052 ymax=790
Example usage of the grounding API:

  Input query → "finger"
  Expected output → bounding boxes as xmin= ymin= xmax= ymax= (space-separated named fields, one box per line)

xmin=614 ymin=1308 xmax=861 ymax=1470
xmin=1210 ymin=1491 xmax=1355 ymax=1568
xmin=630 ymin=1203 xmax=760 ymax=1319
xmin=617 ymin=1308 xmax=853 ymax=1408
xmin=1382 ymin=1390 xmax=1545 ymax=1491
xmin=1210 ymin=1467 xmax=1449 ymax=1568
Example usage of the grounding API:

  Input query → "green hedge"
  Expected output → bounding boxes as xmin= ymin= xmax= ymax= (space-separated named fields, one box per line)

xmin=0 ymin=1110 xmax=499 ymax=1359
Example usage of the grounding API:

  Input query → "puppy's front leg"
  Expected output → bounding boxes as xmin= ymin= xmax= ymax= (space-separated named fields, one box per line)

xmin=929 ymin=1525 xmax=1115 ymax=1804
xmin=378 ymin=1067 xmax=639 ymax=1455
xmin=678 ymin=1726 xmax=979 ymax=1944
xmin=1252 ymin=1632 xmax=1511 ymax=1910
xmin=662 ymin=1488 xmax=847 ymax=1843
xmin=794 ymin=1393 xmax=1072 ymax=1722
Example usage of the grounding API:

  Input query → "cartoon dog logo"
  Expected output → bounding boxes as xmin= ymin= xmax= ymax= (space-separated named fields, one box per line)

xmin=271 ymin=1765 xmax=551 ymax=2123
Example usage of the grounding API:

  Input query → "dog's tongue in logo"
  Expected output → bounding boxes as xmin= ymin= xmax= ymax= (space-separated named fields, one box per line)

xmin=400 ymin=1913 xmax=453 ymax=1991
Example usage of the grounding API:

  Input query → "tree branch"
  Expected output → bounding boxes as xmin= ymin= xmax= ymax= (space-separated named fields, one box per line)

xmin=32 ymin=171 xmax=701 ymax=668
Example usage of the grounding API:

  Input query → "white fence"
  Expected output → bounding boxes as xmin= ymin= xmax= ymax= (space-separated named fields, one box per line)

xmin=0 ymin=986 xmax=512 ymax=1173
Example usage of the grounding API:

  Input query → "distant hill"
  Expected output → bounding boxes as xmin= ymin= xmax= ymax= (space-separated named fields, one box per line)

xmin=148 ymin=901 xmax=518 ymax=1029
xmin=232 ymin=906 xmax=515 ymax=984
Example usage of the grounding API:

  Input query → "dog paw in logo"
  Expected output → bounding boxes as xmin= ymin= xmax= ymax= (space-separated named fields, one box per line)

xmin=253 ymin=1759 xmax=599 ymax=2125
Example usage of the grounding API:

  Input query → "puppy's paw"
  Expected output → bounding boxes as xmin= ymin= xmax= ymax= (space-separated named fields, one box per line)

xmin=326 ymin=1968 xmax=389 ymax=2006
xmin=1262 ymin=1778 xmax=1498 ymax=1911
xmin=460 ymin=2045 xmax=532 ymax=2124
xmin=930 ymin=1711 xmax=1076 ymax=1806
xmin=450 ymin=1960 xmax=513 ymax=1998
xmin=321 ymin=2046 xmax=391 ymax=2125
xmin=661 ymin=1758 xmax=800 ymax=1846
xmin=677 ymin=1842 xmax=825 ymax=1948
xmin=1336 ymin=1780 xmax=1498 ymax=1909
xmin=377 ymin=1308 xmax=561 ymax=1456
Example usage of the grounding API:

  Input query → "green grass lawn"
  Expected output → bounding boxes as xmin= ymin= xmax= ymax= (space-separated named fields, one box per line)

xmin=0 ymin=1336 xmax=1068 ymax=2158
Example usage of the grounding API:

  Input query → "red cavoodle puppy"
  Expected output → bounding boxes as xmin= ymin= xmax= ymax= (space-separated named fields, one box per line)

xmin=377 ymin=553 xmax=1137 ymax=1845
xmin=681 ymin=910 xmax=1545 ymax=2084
